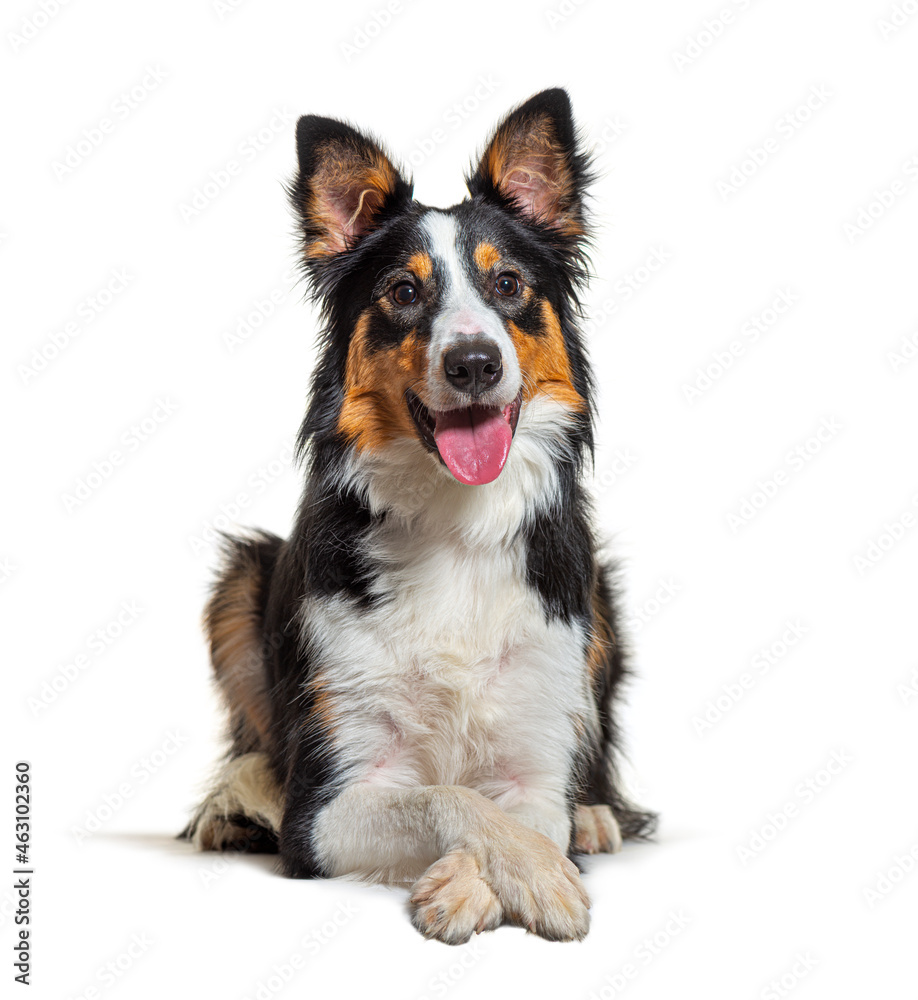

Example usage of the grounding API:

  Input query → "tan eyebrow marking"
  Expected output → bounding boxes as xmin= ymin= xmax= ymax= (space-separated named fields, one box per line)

xmin=406 ymin=252 xmax=433 ymax=281
xmin=473 ymin=241 xmax=501 ymax=271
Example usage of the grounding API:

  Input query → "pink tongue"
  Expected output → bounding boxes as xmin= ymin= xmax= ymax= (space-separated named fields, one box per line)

xmin=433 ymin=406 xmax=513 ymax=485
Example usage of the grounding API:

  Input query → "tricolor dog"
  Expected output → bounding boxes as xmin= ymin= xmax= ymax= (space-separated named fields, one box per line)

xmin=183 ymin=88 xmax=654 ymax=944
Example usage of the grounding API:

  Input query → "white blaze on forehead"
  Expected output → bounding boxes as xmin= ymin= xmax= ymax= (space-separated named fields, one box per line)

xmin=421 ymin=211 xmax=521 ymax=409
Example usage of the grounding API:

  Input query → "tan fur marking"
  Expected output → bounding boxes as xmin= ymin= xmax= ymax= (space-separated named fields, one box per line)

xmin=338 ymin=315 xmax=429 ymax=452
xmin=406 ymin=252 xmax=433 ymax=281
xmin=473 ymin=242 xmax=501 ymax=272
xmin=586 ymin=578 xmax=614 ymax=685
xmin=308 ymin=672 xmax=340 ymax=732
xmin=508 ymin=299 xmax=584 ymax=412
xmin=206 ymin=559 xmax=271 ymax=742
xmin=482 ymin=117 xmax=581 ymax=234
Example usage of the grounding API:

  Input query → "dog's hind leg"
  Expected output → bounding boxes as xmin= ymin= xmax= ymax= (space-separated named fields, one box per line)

xmin=573 ymin=803 xmax=623 ymax=854
xmin=579 ymin=564 xmax=657 ymax=848
xmin=206 ymin=531 xmax=282 ymax=754
xmin=182 ymin=531 xmax=285 ymax=852
xmin=182 ymin=752 xmax=283 ymax=851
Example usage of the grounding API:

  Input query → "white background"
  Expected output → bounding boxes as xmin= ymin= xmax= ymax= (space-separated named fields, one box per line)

xmin=5 ymin=0 xmax=918 ymax=997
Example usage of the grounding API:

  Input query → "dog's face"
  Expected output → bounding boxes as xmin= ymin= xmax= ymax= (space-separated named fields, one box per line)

xmin=290 ymin=89 xmax=593 ymax=486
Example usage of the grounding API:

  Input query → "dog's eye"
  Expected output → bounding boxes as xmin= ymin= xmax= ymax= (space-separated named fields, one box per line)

xmin=391 ymin=282 xmax=418 ymax=306
xmin=495 ymin=273 xmax=520 ymax=297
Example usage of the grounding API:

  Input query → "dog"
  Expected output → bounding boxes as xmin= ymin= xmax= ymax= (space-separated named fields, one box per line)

xmin=183 ymin=88 xmax=654 ymax=944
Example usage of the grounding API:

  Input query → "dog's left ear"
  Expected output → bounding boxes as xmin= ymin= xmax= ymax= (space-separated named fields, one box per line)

xmin=290 ymin=115 xmax=412 ymax=259
xmin=467 ymin=88 xmax=589 ymax=236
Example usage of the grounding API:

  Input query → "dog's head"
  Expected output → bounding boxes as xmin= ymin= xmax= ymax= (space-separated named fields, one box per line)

xmin=290 ymin=89 xmax=594 ymax=487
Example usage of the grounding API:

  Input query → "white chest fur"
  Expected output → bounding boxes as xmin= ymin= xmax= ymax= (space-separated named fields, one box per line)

xmin=305 ymin=529 xmax=592 ymax=805
xmin=304 ymin=403 xmax=597 ymax=807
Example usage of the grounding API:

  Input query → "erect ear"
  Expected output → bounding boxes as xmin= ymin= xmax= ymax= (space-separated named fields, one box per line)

xmin=466 ymin=88 xmax=589 ymax=235
xmin=290 ymin=115 xmax=412 ymax=258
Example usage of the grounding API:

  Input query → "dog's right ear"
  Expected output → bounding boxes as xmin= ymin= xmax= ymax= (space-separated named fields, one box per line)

xmin=290 ymin=116 xmax=412 ymax=260
xmin=466 ymin=88 xmax=590 ymax=239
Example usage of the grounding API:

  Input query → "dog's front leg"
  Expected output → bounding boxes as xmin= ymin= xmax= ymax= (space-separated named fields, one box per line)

xmin=301 ymin=783 xmax=590 ymax=944
xmin=501 ymin=794 xmax=573 ymax=852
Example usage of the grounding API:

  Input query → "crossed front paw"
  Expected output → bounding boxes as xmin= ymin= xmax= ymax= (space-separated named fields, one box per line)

xmin=476 ymin=825 xmax=591 ymax=941
xmin=410 ymin=850 xmax=504 ymax=945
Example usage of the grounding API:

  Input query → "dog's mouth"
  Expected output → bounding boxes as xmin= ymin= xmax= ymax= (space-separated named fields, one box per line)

xmin=406 ymin=390 xmax=523 ymax=486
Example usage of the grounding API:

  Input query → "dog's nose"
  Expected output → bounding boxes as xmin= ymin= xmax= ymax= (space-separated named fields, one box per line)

xmin=443 ymin=340 xmax=503 ymax=398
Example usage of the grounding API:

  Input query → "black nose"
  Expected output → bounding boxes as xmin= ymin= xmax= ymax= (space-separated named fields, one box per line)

xmin=443 ymin=340 xmax=503 ymax=398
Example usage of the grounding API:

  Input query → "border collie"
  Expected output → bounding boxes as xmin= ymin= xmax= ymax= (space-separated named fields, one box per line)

xmin=183 ymin=87 xmax=654 ymax=944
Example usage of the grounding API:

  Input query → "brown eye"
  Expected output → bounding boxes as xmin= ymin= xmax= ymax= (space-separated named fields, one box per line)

xmin=495 ymin=273 xmax=520 ymax=297
xmin=391 ymin=282 xmax=418 ymax=306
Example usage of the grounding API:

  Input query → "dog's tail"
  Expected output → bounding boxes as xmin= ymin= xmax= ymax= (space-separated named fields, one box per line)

xmin=181 ymin=530 xmax=285 ymax=852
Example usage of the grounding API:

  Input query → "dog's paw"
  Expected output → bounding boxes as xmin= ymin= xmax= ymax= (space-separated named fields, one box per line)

xmin=184 ymin=753 xmax=283 ymax=851
xmin=410 ymin=851 xmax=504 ymax=945
xmin=477 ymin=827 xmax=591 ymax=941
xmin=574 ymin=804 xmax=623 ymax=855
